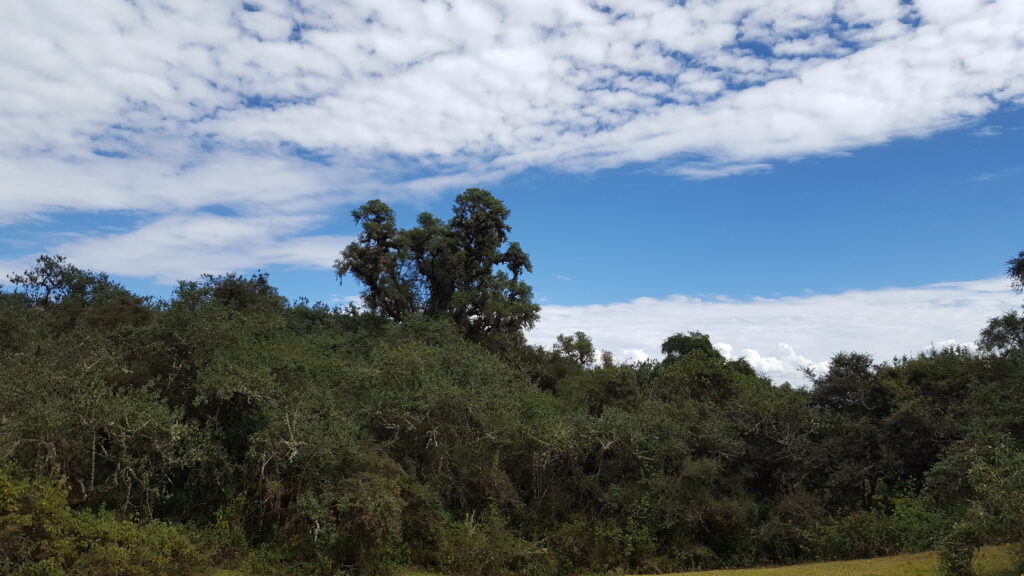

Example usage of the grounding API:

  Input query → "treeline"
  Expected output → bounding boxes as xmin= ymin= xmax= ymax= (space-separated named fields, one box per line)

xmin=1 ymin=191 xmax=1023 ymax=576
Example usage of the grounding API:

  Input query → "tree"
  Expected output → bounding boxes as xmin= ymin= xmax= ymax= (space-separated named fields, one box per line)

xmin=977 ymin=250 xmax=1024 ymax=355
xmin=336 ymin=200 xmax=416 ymax=321
xmin=336 ymin=189 xmax=540 ymax=339
xmin=808 ymin=353 xmax=897 ymax=510
xmin=6 ymin=254 xmax=150 ymax=329
xmin=810 ymin=352 xmax=889 ymax=417
xmin=661 ymin=331 xmax=721 ymax=363
xmin=979 ymin=311 xmax=1024 ymax=355
xmin=554 ymin=331 xmax=596 ymax=366
xmin=933 ymin=437 xmax=1024 ymax=576
xmin=8 ymin=254 xmax=109 ymax=308
xmin=1008 ymin=250 xmax=1024 ymax=294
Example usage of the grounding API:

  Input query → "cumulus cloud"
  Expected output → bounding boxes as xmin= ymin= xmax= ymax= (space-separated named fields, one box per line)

xmin=529 ymin=278 xmax=1020 ymax=384
xmin=621 ymin=349 xmax=651 ymax=364
xmin=1 ymin=0 xmax=1022 ymax=278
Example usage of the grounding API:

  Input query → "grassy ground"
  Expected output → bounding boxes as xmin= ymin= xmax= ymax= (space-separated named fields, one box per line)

xmin=655 ymin=546 xmax=1017 ymax=576
xmin=206 ymin=545 xmax=1017 ymax=576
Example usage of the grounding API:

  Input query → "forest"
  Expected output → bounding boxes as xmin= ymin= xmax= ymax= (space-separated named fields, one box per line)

xmin=1 ymin=189 xmax=1022 ymax=576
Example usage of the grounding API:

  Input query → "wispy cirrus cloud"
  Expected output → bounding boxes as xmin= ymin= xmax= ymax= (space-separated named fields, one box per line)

xmin=668 ymin=162 xmax=772 ymax=180
xmin=530 ymin=278 xmax=1021 ymax=384
xmin=1 ymin=0 xmax=1023 ymax=279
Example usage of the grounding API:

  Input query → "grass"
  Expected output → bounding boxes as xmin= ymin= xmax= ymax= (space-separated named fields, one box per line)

xmin=656 ymin=546 xmax=1017 ymax=576
xmin=204 ymin=545 xmax=1018 ymax=576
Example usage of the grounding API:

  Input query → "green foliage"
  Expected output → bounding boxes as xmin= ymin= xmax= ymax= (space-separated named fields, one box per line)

xmin=932 ymin=438 xmax=1024 ymax=576
xmin=814 ymin=511 xmax=901 ymax=560
xmin=938 ymin=523 xmax=983 ymax=576
xmin=7 ymin=254 xmax=106 ymax=309
xmin=2 ymin=245 xmax=1024 ymax=576
xmin=978 ymin=311 xmax=1024 ymax=355
xmin=661 ymin=331 xmax=721 ymax=363
xmin=889 ymin=497 xmax=948 ymax=552
xmin=550 ymin=516 xmax=668 ymax=573
xmin=335 ymin=200 xmax=417 ymax=321
xmin=0 ymin=471 xmax=206 ymax=576
xmin=1008 ymin=250 xmax=1024 ymax=294
xmin=336 ymin=189 xmax=540 ymax=339
xmin=553 ymin=331 xmax=596 ymax=366
xmin=438 ymin=508 xmax=556 ymax=576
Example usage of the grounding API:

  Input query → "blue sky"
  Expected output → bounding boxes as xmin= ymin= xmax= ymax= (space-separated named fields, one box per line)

xmin=2 ymin=0 xmax=1023 ymax=382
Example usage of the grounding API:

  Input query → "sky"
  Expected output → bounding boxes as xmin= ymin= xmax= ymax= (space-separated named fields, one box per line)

xmin=2 ymin=0 xmax=1023 ymax=383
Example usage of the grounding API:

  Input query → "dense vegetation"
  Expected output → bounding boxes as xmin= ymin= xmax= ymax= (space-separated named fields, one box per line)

xmin=1 ymin=190 xmax=1022 ymax=576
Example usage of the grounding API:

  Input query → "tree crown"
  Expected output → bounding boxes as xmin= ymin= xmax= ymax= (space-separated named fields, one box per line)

xmin=336 ymin=188 xmax=539 ymax=339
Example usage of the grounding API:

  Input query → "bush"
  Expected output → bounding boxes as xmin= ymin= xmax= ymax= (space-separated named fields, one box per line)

xmin=549 ymin=516 xmax=659 ymax=573
xmin=0 ymin=471 xmax=207 ymax=576
xmin=438 ymin=508 xmax=557 ymax=576
xmin=749 ymin=514 xmax=812 ymax=564
xmin=288 ymin=473 xmax=407 ymax=575
xmin=890 ymin=497 xmax=948 ymax=552
xmin=937 ymin=531 xmax=978 ymax=576
xmin=813 ymin=511 xmax=900 ymax=560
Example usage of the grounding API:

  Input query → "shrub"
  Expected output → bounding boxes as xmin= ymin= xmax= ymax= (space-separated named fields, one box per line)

xmin=0 ymin=471 xmax=206 ymax=576
xmin=749 ymin=514 xmax=812 ymax=564
xmin=548 ymin=516 xmax=661 ymax=573
xmin=438 ymin=508 xmax=557 ymax=576
xmin=937 ymin=530 xmax=979 ymax=576
xmin=813 ymin=510 xmax=900 ymax=560
xmin=890 ymin=497 xmax=948 ymax=552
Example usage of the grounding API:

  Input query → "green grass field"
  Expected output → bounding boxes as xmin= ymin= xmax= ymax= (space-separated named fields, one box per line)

xmin=207 ymin=545 xmax=1017 ymax=576
xmin=655 ymin=546 xmax=1016 ymax=576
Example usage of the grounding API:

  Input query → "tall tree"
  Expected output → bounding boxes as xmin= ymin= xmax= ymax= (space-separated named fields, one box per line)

xmin=336 ymin=189 xmax=540 ymax=338
xmin=336 ymin=200 xmax=417 ymax=321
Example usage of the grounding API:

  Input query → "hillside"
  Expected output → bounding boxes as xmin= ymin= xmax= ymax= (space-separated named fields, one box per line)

xmin=2 ymin=210 xmax=1023 ymax=576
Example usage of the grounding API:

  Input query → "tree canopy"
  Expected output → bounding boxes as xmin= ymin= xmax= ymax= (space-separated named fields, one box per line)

xmin=1009 ymin=250 xmax=1024 ymax=294
xmin=2 ymin=230 xmax=1023 ymax=576
xmin=336 ymin=189 xmax=539 ymax=341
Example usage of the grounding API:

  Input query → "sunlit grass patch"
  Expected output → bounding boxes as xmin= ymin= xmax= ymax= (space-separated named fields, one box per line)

xmin=654 ymin=545 xmax=1016 ymax=576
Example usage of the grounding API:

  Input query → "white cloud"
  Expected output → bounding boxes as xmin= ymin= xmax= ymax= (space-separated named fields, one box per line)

xmin=669 ymin=162 xmax=772 ymax=179
xmin=53 ymin=213 xmax=352 ymax=284
xmin=529 ymin=278 xmax=1020 ymax=384
xmin=621 ymin=349 xmax=651 ymax=364
xmin=973 ymin=126 xmax=1002 ymax=137
xmin=0 ymin=256 xmax=37 ymax=288
xmin=1 ymin=0 xmax=1022 ymax=279
xmin=0 ymin=152 xmax=365 ymax=222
